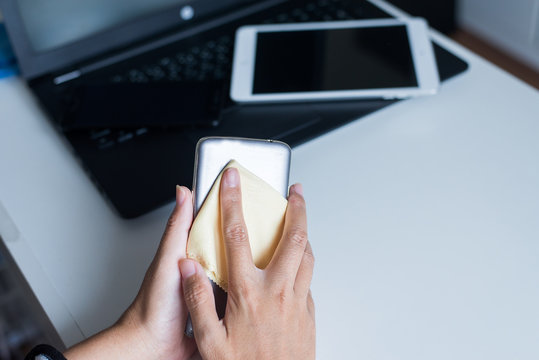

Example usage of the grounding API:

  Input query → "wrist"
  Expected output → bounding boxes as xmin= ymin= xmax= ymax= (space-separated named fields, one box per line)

xmin=114 ymin=305 xmax=161 ymax=360
xmin=63 ymin=307 xmax=159 ymax=360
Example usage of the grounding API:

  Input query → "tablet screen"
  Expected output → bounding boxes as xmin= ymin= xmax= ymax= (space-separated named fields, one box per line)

xmin=253 ymin=25 xmax=418 ymax=94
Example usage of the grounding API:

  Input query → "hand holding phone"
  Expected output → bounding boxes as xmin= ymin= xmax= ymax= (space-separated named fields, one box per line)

xmin=179 ymin=177 xmax=315 ymax=360
xmin=185 ymin=137 xmax=291 ymax=337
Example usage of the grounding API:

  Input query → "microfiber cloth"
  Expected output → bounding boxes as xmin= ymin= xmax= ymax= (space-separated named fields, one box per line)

xmin=0 ymin=23 xmax=18 ymax=78
xmin=187 ymin=160 xmax=288 ymax=291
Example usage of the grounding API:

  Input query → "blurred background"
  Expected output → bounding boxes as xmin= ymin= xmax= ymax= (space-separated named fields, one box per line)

xmin=387 ymin=0 xmax=539 ymax=89
xmin=0 ymin=240 xmax=59 ymax=359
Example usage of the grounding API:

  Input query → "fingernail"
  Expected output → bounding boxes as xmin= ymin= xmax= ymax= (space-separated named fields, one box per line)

xmin=176 ymin=185 xmax=186 ymax=205
xmin=223 ymin=168 xmax=239 ymax=188
xmin=179 ymin=259 xmax=196 ymax=279
xmin=290 ymin=183 xmax=303 ymax=196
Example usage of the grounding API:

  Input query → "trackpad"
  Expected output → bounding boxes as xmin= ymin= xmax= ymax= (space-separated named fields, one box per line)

xmin=221 ymin=104 xmax=321 ymax=142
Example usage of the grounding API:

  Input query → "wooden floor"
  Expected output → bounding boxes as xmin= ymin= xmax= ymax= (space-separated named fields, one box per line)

xmin=452 ymin=30 xmax=539 ymax=90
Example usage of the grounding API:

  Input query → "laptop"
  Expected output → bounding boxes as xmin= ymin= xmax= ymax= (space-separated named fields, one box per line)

xmin=0 ymin=0 xmax=468 ymax=218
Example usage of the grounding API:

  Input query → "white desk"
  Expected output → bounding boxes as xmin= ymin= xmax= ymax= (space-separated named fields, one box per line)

xmin=1 ymin=6 xmax=539 ymax=359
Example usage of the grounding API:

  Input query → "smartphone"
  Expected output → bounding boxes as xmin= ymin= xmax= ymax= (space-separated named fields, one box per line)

xmin=230 ymin=18 xmax=439 ymax=102
xmin=185 ymin=137 xmax=291 ymax=337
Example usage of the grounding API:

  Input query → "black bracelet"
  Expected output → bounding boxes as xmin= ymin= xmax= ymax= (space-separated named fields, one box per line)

xmin=25 ymin=344 xmax=67 ymax=360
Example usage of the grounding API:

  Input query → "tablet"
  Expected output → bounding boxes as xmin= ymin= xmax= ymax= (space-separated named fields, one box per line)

xmin=230 ymin=18 xmax=440 ymax=103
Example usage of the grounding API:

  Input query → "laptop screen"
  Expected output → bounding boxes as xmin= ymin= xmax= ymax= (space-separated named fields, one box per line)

xmin=1 ymin=0 xmax=254 ymax=79
xmin=17 ymin=0 xmax=189 ymax=52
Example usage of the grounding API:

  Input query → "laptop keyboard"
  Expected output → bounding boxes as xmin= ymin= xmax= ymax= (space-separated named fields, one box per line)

xmin=108 ymin=0 xmax=371 ymax=86
xmin=110 ymin=35 xmax=233 ymax=84
xmin=261 ymin=0 xmax=365 ymax=23
xmin=91 ymin=0 xmax=388 ymax=150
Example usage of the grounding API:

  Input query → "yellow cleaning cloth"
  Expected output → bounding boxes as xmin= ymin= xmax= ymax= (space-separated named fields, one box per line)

xmin=187 ymin=160 xmax=288 ymax=291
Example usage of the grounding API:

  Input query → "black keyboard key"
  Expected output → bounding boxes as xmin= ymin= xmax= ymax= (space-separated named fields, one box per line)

xmin=117 ymin=131 xmax=134 ymax=143
xmin=127 ymin=69 xmax=148 ymax=83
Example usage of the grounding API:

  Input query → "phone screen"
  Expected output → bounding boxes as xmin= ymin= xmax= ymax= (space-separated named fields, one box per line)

xmin=253 ymin=25 xmax=418 ymax=94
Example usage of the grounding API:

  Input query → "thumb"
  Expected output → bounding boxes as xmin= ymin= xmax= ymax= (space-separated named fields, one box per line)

xmin=179 ymin=259 xmax=221 ymax=343
xmin=158 ymin=186 xmax=193 ymax=258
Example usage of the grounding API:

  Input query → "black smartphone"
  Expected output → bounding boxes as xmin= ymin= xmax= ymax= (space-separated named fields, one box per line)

xmin=61 ymin=80 xmax=225 ymax=130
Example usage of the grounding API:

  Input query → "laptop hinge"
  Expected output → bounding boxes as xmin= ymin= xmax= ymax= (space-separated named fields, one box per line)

xmin=53 ymin=70 xmax=82 ymax=85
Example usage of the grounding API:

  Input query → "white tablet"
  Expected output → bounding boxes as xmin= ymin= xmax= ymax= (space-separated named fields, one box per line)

xmin=230 ymin=18 xmax=440 ymax=103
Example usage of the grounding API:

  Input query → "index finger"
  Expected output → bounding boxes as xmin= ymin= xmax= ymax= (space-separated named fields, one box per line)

xmin=266 ymin=184 xmax=308 ymax=285
xmin=220 ymin=167 xmax=255 ymax=287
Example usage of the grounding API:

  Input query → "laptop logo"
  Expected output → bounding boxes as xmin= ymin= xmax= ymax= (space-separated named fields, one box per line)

xmin=180 ymin=5 xmax=195 ymax=21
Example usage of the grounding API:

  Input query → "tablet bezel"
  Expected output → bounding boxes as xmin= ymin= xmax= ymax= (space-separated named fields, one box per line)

xmin=230 ymin=18 xmax=440 ymax=103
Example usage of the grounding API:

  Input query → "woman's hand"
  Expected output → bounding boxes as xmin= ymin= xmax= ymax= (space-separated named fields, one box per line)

xmin=65 ymin=186 xmax=196 ymax=360
xmin=179 ymin=167 xmax=316 ymax=360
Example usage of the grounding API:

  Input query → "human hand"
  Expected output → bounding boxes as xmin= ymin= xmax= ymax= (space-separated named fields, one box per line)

xmin=179 ymin=168 xmax=316 ymax=360
xmin=120 ymin=185 xmax=197 ymax=359
xmin=64 ymin=186 xmax=196 ymax=360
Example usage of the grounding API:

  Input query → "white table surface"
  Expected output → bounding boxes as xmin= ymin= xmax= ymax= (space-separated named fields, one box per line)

xmin=1 ymin=5 xmax=539 ymax=359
